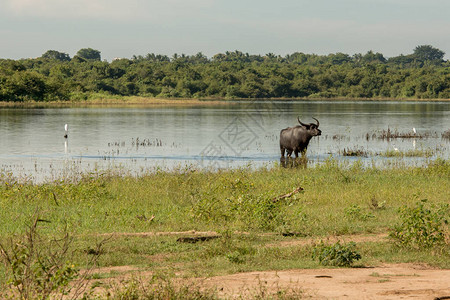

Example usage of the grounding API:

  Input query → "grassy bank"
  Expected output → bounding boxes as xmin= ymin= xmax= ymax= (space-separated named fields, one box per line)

xmin=1 ymin=96 xmax=449 ymax=108
xmin=0 ymin=160 xmax=449 ymax=298
xmin=0 ymin=96 xmax=231 ymax=108
xmin=0 ymin=159 xmax=448 ymax=235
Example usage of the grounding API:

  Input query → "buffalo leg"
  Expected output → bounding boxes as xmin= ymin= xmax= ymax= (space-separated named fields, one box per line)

xmin=286 ymin=149 xmax=293 ymax=157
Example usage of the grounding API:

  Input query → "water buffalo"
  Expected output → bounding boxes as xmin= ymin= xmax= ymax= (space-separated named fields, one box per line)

xmin=280 ymin=117 xmax=321 ymax=158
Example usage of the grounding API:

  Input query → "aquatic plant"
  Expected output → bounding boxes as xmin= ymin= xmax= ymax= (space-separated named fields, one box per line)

xmin=379 ymin=148 xmax=436 ymax=158
xmin=374 ymin=128 xmax=436 ymax=140
xmin=340 ymin=147 xmax=369 ymax=157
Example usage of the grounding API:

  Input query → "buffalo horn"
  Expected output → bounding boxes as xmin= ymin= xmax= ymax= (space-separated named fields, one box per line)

xmin=297 ymin=117 xmax=308 ymax=127
xmin=312 ymin=117 xmax=320 ymax=127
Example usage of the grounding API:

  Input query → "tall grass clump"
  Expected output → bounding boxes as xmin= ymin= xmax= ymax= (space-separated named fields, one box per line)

xmin=110 ymin=275 xmax=219 ymax=300
xmin=0 ymin=211 xmax=104 ymax=299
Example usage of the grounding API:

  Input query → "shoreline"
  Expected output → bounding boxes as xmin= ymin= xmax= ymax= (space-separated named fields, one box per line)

xmin=1 ymin=96 xmax=449 ymax=108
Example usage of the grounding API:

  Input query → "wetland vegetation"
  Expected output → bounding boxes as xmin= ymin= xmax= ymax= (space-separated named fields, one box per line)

xmin=0 ymin=159 xmax=449 ymax=298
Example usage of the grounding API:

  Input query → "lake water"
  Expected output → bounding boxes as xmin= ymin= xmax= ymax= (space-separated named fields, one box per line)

xmin=1 ymin=100 xmax=449 ymax=183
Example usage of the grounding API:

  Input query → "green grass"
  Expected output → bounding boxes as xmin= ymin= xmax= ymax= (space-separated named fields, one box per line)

xmin=0 ymin=159 xmax=449 ymax=298
xmin=1 ymin=158 xmax=449 ymax=237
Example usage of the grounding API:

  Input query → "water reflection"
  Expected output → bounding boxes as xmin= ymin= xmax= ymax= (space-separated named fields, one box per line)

xmin=279 ymin=157 xmax=308 ymax=169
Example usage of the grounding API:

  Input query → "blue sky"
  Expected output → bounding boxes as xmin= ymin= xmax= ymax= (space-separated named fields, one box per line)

xmin=1 ymin=0 xmax=449 ymax=61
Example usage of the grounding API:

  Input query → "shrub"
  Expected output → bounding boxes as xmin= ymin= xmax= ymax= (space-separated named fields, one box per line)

xmin=312 ymin=241 xmax=361 ymax=267
xmin=0 ymin=214 xmax=78 ymax=299
xmin=345 ymin=204 xmax=375 ymax=221
xmin=389 ymin=199 xmax=449 ymax=249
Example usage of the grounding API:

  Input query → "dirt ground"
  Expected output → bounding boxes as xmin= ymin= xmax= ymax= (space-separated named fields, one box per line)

xmin=201 ymin=263 xmax=450 ymax=299
xmin=90 ymin=264 xmax=450 ymax=299
xmin=89 ymin=232 xmax=450 ymax=299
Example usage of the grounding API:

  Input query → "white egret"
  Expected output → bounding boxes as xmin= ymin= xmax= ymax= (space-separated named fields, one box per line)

xmin=413 ymin=127 xmax=416 ymax=134
xmin=64 ymin=124 xmax=68 ymax=138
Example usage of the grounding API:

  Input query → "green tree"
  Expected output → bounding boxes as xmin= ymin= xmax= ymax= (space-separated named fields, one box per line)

xmin=361 ymin=51 xmax=386 ymax=64
xmin=329 ymin=53 xmax=351 ymax=65
xmin=41 ymin=50 xmax=71 ymax=62
xmin=75 ymin=48 xmax=101 ymax=61
xmin=387 ymin=54 xmax=415 ymax=68
xmin=9 ymin=71 xmax=47 ymax=101
xmin=413 ymin=45 xmax=445 ymax=62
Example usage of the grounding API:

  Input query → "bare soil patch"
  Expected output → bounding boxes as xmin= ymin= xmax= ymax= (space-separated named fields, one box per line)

xmin=87 ymin=263 xmax=449 ymax=299
xmin=201 ymin=264 xmax=450 ymax=299
xmin=87 ymin=232 xmax=448 ymax=299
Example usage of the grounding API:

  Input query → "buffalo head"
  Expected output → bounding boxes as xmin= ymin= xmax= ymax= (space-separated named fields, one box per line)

xmin=297 ymin=117 xmax=321 ymax=137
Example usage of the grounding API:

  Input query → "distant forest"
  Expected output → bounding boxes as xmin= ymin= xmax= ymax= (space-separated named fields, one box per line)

xmin=1 ymin=45 xmax=449 ymax=102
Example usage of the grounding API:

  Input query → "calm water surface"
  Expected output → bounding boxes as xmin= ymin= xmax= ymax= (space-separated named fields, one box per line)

xmin=1 ymin=101 xmax=449 ymax=183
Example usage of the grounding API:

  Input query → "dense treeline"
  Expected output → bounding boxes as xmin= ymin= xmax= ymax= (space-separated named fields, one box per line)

xmin=1 ymin=45 xmax=449 ymax=101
